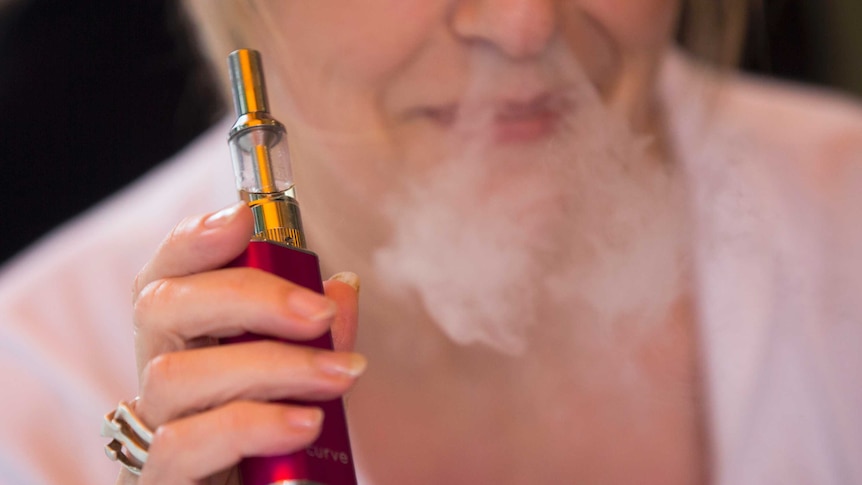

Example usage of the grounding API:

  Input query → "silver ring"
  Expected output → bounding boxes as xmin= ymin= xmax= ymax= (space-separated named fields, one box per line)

xmin=101 ymin=399 xmax=153 ymax=476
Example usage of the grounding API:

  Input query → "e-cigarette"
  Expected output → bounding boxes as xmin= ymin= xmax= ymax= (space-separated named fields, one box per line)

xmin=222 ymin=49 xmax=358 ymax=485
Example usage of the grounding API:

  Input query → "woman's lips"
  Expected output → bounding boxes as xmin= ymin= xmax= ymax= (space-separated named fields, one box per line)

xmin=409 ymin=92 xmax=567 ymax=144
xmin=493 ymin=95 xmax=562 ymax=143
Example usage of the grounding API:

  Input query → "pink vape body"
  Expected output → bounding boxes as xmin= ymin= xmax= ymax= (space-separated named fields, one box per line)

xmin=224 ymin=241 xmax=357 ymax=485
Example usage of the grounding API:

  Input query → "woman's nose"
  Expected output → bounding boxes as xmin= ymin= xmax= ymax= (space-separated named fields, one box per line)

xmin=450 ymin=0 xmax=557 ymax=59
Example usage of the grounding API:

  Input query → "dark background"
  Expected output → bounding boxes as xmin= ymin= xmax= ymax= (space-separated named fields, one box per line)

xmin=1 ymin=0 xmax=860 ymax=264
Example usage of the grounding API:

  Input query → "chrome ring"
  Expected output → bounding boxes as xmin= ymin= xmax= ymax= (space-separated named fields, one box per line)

xmin=101 ymin=399 xmax=153 ymax=476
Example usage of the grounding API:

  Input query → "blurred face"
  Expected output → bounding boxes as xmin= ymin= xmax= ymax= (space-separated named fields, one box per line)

xmin=246 ymin=0 xmax=679 ymax=184
xmin=227 ymin=0 xmax=685 ymax=353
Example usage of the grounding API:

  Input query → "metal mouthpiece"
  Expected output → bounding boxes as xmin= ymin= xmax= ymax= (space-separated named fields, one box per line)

xmin=226 ymin=49 xmax=304 ymax=248
xmin=228 ymin=49 xmax=270 ymax=117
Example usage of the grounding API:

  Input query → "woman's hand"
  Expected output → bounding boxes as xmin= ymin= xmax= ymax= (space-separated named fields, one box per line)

xmin=120 ymin=202 xmax=364 ymax=485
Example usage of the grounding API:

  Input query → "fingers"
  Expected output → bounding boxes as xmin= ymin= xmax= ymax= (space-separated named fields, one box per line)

xmin=132 ymin=205 xmax=362 ymax=364
xmin=139 ymin=401 xmax=323 ymax=485
xmin=133 ymin=202 xmax=253 ymax=304
xmin=137 ymin=341 xmax=366 ymax=427
xmin=134 ymin=267 xmax=338 ymax=366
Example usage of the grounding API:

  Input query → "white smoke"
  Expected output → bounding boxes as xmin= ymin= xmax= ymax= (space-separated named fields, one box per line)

xmin=372 ymin=51 xmax=689 ymax=355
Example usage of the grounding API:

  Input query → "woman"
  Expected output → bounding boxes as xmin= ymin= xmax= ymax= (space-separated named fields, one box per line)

xmin=1 ymin=1 xmax=860 ymax=484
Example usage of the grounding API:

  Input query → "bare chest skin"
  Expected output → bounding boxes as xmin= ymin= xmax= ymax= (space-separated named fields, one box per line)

xmin=347 ymin=295 xmax=707 ymax=485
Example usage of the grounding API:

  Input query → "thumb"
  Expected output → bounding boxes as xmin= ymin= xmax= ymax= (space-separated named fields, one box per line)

xmin=323 ymin=272 xmax=360 ymax=352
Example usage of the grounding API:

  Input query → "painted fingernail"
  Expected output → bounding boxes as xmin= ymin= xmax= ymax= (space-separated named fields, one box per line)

xmin=203 ymin=202 xmax=244 ymax=228
xmin=315 ymin=352 xmax=367 ymax=378
xmin=288 ymin=291 xmax=337 ymax=322
xmin=329 ymin=271 xmax=360 ymax=293
xmin=289 ymin=407 xmax=324 ymax=429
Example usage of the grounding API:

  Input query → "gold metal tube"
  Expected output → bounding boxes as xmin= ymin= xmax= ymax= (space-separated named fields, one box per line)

xmin=254 ymin=144 xmax=276 ymax=193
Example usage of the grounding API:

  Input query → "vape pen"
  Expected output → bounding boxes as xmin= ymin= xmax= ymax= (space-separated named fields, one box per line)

xmin=222 ymin=49 xmax=358 ymax=485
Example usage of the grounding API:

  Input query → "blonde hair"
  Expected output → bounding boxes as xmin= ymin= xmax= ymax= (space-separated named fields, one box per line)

xmin=181 ymin=0 xmax=276 ymax=105
xmin=680 ymin=0 xmax=751 ymax=66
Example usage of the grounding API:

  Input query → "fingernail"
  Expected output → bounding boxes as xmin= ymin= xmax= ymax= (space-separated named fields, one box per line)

xmin=329 ymin=271 xmax=360 ymax=293
xmin=315 ymin=352 xmax=368 ymax=378
xmin=203 ymin=202 xmax=244 ymax=228
xmin=288 ymin=291 xmax=337 ymax=322
xmin=289 ymin=407 xmax=324 ymax=429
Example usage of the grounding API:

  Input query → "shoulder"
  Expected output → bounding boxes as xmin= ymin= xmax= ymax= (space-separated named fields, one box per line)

xmin=663 ymin=51 xmax=862 ymax=202
xmin=725 ymin=69 xmax=862 ymax=207
xmin=665 ymin=49 xmax=862 ymax=155
xmin=720 ymin=66 xmax=862 ymax=166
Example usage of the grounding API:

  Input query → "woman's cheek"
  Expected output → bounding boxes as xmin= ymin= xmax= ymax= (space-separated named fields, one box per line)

xmin=307 ymin=0 xmax=448 ymax=88
xmin=266 ymin=1 xmax=447 ymax=136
